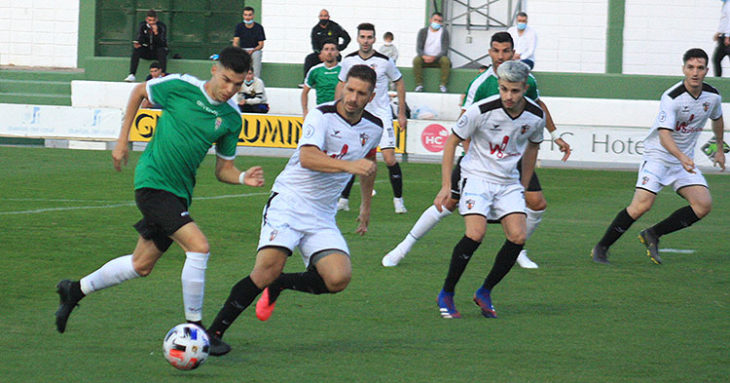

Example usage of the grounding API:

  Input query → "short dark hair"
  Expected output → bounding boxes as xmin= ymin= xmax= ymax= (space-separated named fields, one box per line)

xmin=321 ymin=39 xmax=338 ymax=48
xmin=432 ymin=12 xmax=443 ymax=18
xmin=358 ymin=23 xmax=375 ymax=34
xmin=346 ymin=64 xmax=377 ymax=91
xmin=491 ymin=32 xmax=514 ymax=49
xmin=243 ymin=6 xmax=255 ymax=13
xmin=218 ymin=46 xmax=251 ymax=74
xmin=517 ymin=11 xmax=528 ymax=18
xmin=149 ymin=61 xmax=161 ymax=69
xmin=683 ymin=48 xmax=708 ymax=65
xmin=383 ymin=32 xmax=394 ymax=40
xmin=146 ymin=9 xmax=157 ymax=18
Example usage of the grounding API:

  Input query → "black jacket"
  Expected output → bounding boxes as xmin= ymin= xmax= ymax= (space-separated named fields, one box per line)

xmin=310 ymin=20 xmax=350 ymax=52
xmin=135 ymin=21 xmax=168 ymax=50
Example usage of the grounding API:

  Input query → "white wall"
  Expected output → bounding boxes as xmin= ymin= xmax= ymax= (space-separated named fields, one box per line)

xmin=0 ymin=0 xmax=79 ymax=67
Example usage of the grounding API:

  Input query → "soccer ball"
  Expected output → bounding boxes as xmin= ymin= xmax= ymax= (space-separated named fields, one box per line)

xmin=162 ymin=323 xmax=210 ymax=370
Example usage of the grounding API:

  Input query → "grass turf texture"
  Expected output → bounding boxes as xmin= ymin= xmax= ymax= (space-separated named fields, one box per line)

xmin=1 ymin=146 xmax=728 ymax=382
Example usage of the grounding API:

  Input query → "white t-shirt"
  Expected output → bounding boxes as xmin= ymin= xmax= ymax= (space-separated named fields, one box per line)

xmin=271 ymin=101 xmax=383 ymax=216
xmin=507 ymin=25 xmax=537 ymax=63
xmin=339 ymin=51 xmax=403 ymax=118
xmin=423 ymin=28 xmax=443 ymax=56
xmin=643 ymin=81 xmax=723 ymax=164
xmin=719 ymin=1 xmax=730 ymax=35
xmin=454 ymin=94 xmax=545 ymax=184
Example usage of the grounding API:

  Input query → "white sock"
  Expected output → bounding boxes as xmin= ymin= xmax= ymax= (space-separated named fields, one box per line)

xmin=181 ymin=252 xmax=209 ymax=322
xmin=80 ymin=255 xmax=140 ymax=295
xmin=399 ymin=205 xmax=452 ymax=253
xmin=525 ymin=208 xmax=545 ymax=240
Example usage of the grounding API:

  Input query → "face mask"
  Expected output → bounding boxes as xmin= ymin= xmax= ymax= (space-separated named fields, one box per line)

xmin=383 ymin=42 xmax=392 ymax=46
xmin=517 ymin=22 xmax=527 ymax=30
xmin=430 ymin=22 xmax=442 ymax=30
xmin=245 ymin=79 xmax=254 ymax=85
xmin=244 ymin=19 xmax=254 ymax=25
xmin=319 ymin=20 xmax=329 ymax=26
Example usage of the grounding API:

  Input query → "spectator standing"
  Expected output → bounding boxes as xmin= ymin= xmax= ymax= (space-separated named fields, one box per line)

xmin=237 ymin=69 xmax=269 ymax=114
xmin=124 ymin=9 xmax=168 ymax=82
xmin=712 ymin=0 xmax=730 ymax=77
xmin=302 ymin=41 xmax=341 ymax=118
xmin=302 ymin=9 xmax=350 ymax=81
xmin=413 ymin=12 xmax=451 ymax=93
xmin=507 ymin=12 xmax=537 ymax=69
xmin=233 ymin=6 xmax=266 ymax=77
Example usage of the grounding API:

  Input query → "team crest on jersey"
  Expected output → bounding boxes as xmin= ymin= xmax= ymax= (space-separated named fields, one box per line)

xmin=703 ymin=102 xmax=710 ymax=112
xmin=214 ymin=117 xmax=222 ymax=130
xmin=520 ymin=125 xmax=528 ymax=134
xmin=466 ymin=199 xmax=475 ymax=210
xmin=360 ymin=132 xmax=369 ymax=146
xmin=269 ymin=229 xmax=278 ymax=241
xmin=641 ymin=176 xmax=649 ymax=185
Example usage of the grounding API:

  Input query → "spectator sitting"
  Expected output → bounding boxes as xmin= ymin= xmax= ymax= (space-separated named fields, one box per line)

xmin=124 ymin=9 xmax=168 ymax=82
xmin=301 ymin=40 xmax=341 ymax=118
xmin=507 ymin=11 xmax=537 ymax=69
xmin=237 ymin=69 xmax=269 ymax=114
xmin=141 ymin=61 xmax=167 ymax=109
xmin=413 ymin=12 xmax=451 ymax=93
xmin=302 ymin=9 xmax=350 ymax=84
xmin=233 ymin=6 xmax=266 ymax=76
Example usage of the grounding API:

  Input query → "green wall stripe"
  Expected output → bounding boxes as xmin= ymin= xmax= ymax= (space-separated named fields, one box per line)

xmin=606 ymin=0 xmax=626 ymax=74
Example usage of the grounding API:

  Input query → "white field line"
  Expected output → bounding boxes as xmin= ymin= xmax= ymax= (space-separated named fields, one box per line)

xmin=660 ymin=248 xmax=696 ymax=254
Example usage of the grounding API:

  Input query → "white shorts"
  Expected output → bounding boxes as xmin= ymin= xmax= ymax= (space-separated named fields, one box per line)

xmin=257 ymin=192 xmax=349 ymax=267
xmin=635 ymin=159 xmax=708 ymax=194
xmin=458 ymin=177 xmax=526 ymax=220
xmin=375 ymin=110 xmax=396 ymax=150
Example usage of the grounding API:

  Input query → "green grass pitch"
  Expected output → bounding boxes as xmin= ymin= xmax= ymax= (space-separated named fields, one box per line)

xmin=1 ymin=146 xmax=728 ymax=382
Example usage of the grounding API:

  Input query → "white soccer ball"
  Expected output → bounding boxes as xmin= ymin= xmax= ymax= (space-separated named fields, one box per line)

xmin=162 ymin=323 xmax=210 ymax=370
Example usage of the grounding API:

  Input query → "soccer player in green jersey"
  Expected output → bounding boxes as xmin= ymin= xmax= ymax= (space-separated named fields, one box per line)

xmin=301 ymin=40 xmax=341 ymax=118
xmin=55 ymin=47 xmax=265 ymax=334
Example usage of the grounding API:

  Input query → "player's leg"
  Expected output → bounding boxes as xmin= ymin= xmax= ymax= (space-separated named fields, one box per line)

xmin=592 ymin=188 xmax=656 ymax=264
xmin=382 ymin=148 xmax=406 ymax=213
xmin=169 ymin=222 xmax=211 ymax=325
xmin=517 ymin=165 xmax=546 ymax=269
xmin=382 ymin=160 xmax=463 ymax=266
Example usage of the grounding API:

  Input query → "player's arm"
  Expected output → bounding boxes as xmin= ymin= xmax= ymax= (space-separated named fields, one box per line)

xmin=658 ymin=129 xmax=695 ymax=173
xmin=214 ymin=157 xmax=264 ymax=187
xmin=536 ymin=99 xmax=571 ymax=161
xmin=355 ymin=151 xmax=377 ymax=236
xmin=301 ymin=85 xmax=311 ymax=118
xmin=232 ymin=37 xmax=240 ymax=47
xmin=113 ymin=82 xmax=148 ymax=171
xmin=394 ymin=78 xmax=408 ymax=130
xmin=711 ymin=117 xmax=726 ymax=171
xmin=434 ymin=133 xmax=463 ymax=211
xmin=299 ymin=145 xmax=376 ymax=176
xmin=520 ymin=141 xmax=540 ymax=189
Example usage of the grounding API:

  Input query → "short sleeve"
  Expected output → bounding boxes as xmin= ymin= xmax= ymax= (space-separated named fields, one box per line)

xmin=710 ymin=96 xmax=723 ymax=120
xmin=529 ymin=117 xmax=546 ymax=144
xmin=527 ymin=75 xmax=540 ymax=101
xmin=216 ymin=113 xmax=242 ymax=159
xmin=337 ymin=59 xmax=351 ymax=82
xmin=146 ymin=74 xmax=182 ymax=108
xmin=298 ymin=109 xmax=326 ymax=150
xmin=452 ymin=105 xmax=478 ymax=140
xmin=653 ymin=94 xmax=677 ymax=130
xmin=386 ymin=58 xmax=402 ymax=82
xmin=305 ymin=67 xmax=316 ymax=88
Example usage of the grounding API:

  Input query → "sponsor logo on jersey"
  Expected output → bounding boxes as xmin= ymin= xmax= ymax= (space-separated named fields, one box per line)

xmin=681 ymin=105 xmax=690 ymax=113
xmin=327 ymin=144 xmax=349 ymax=159
xmin=675 ymin=114 xmax=702 ymax=133
xmin=331 ymin=129 xmax=341 ymax=137
xmin=491 ymin=124 xmax=500 ymax=130
xmin=196 ymin=100 xmax=219 ymax=116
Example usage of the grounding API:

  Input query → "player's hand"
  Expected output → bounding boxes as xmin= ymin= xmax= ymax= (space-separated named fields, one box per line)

xmin=112 ymin=143 xmax=129 ymax=172
xmin=433 ymin=187 xmax=451 ymax=212
xmin=555 ymin=137 xmax=572 ymax=161
xmin=349 ymin=159 xmax=377 ymax=177
xmin=680 ymin=155 xmax=696 ymax=174
xmin=133 ymin=42 xmax=141 ymax=49
xmin=714 ymin=151 xmax=726 ymax=171
xmin=355 ymin=209 xmax=370 ymax=236
xmin=397 ymin=114 xmax=408 ymax=131
xmin=243 ymin=166 xmax=265 ymax=186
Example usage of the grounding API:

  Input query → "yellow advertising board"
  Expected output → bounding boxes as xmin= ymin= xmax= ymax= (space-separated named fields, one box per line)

xmin=130 ymin=109 xmax=406 ymax=153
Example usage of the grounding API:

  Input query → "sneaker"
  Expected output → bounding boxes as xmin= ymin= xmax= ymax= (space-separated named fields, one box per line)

xmin=414 ymin=85 xmax=424 ymax=92
xmin=591 ymin=244 xmax=610 ymax=264
xmin=473 ymin=287 xmax=497 ymax=318
xmin=516 ymin=249 xmax=539 ymax=269
xmin=255 ymin=287 xmax=277 ymax=321
xmin=393 ymin=197 xmax=407 ymax=214
xmin=55 ymin=279 xmax=80 ymax=333
xmin=437 ymin=290 xmax=461 ymax=319
xmin=382 ymin=245 xmax=406 ymax=267
xmin=337 ymin=198 xmax=350 ymax=211
xmin=123 ymin=74 xmax=136 ymax=82
xmin=638 ymin=229 xmax=662 ymax=265
xmin=439 ymin=85 xmax=448 ymax=93
xmin=207 ymin=332 xmax=231 ymax=356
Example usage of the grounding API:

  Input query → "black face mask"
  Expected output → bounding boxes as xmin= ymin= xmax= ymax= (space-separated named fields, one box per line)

xmin=319 ymin=20 xmax=329 ymax=27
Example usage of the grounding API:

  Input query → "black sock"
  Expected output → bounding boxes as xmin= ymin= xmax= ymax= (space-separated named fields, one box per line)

xmin=269 ymin=268 xmax=329 ymax=303
xmin=208 ymin=276 xmax=261 ymax=337
xmin=651 ymin=206 xmax=700 ymax=237
xmin=387 ymin=163 xmax=403 ymax=198
xmin=70 ymin=281 xmax=85 ymax=302
xmin=482 ymin=240 xmax=523 ymax=291
xmin=443 ymin=236 xmax=481 ymax=293
xmin=597 ymin=208 xmax=636 ymax=248
xmin=341 ymin=175 xmax=356 ymax=199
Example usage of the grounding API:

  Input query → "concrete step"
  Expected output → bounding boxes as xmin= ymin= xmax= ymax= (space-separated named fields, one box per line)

xmin=0 ymin=79 xmax=71 ymax=95
xmin=0 ymin=92 xmax=71 ymax=106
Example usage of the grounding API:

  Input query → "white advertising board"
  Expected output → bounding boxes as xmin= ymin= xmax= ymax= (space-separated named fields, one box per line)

xmin=0 ymin=104 xmax=121 ymax=140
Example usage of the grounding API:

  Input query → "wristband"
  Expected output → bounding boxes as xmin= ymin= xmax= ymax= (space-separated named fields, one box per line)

xmin=550 ymin=130 xmax=559 ymax=140
xmin=238 ymin=172 xmax=246 ymax=185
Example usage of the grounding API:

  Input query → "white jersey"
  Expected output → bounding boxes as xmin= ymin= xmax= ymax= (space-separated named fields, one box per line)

xmin=643 ymin=81 xmax=722 ymax=164
xmin=271 ymin=101 xmax=383 ymax=216
xmin=339 ymin=51 xmax=403 ymax=117
xmin=454 ymin=94 xmax=545 ymax=184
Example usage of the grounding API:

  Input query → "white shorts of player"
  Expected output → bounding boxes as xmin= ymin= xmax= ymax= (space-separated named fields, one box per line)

xmin=257 ymin=192 xmax=349 ymax=267
xmin=374 ymin=108 xmax=396 ymax=150
xmin=458 ymin=177 xmax=526 ymax=220
xmin=635 ymin=158 xmax=708 ymax=194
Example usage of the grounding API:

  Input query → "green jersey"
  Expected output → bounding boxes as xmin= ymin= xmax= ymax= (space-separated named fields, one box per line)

xmin=305 ymin=63 xmax=342 ymax=105
xmin=134 ymin=74 xmax=243 ymax=205
xmin=461 ymin=66 xmax=540 ymax=110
